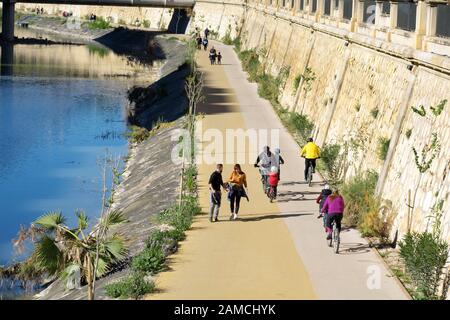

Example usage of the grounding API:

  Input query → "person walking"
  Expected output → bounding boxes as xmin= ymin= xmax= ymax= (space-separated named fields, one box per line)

xmin=202 ymin=38 xmax=209 ymax=51
xmin=227 ymin=164 xmax=247 ymax=220
xmin=204 ymin=27 xmax=210 ymax=39
xmin=196 ymin=35 xmax=203 ymax=50
xmin=322 ymin=189 xmax=345 ymax=240
xmin=209 ymin=46 xmax=217 ymax=65
xmin=217 ymin=52 xmax=222 ymax=64
xmin=208 ymin=164 xmax=226 ymax=222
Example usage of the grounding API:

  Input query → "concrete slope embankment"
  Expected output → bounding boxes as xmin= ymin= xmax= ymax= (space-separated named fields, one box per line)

xmin=37 ymin=119 xmax=184 ymax=300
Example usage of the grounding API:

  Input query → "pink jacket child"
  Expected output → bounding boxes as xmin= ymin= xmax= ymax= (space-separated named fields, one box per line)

xmin=322 ymin=195 xmax=345 ymax=234
xmin=322 ymin=195 xmax=345 ymax=215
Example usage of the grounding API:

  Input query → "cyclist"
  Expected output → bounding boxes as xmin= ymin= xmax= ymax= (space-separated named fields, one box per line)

xmin=322 ymin=189 xmax=345 ymax=240
xmin=272 ymin=148 xmax=285 ymax=180
xmin=300 ymin=137 xmax=320 ymax=182
xmin=316 ymin=183 xmax=332 ymax=219
xmin=254 ymin=146 xmax=272 ymax=192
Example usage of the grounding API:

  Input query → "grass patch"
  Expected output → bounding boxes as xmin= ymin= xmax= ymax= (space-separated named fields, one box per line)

xmin=276 ymin=107 xmax=314 ymax=145
xmin=341 ymin=170 xmax=378 ymax=227
xmin=126 ymin=126 xmax=151 ymax=143
xmin=88 ymin=17 xmax=110 ymax=30
xmin=377 ymin=137 xmax=390 ymax=161
xmin=405 ymin=128 xmax=412 ymax=139
xmin=104 ymin=272 xmax=155 ymax=300
xmin=370 ymin=107 xmax=379 ymax=119
xmin=293 ymin=74 xmax=302 ymax=91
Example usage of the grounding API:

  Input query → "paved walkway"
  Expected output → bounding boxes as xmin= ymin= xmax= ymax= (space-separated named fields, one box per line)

xmin=148 ymin=41 xmax=409 ymax=300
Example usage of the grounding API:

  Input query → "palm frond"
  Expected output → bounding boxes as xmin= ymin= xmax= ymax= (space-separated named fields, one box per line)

xmin=34 ymin=234 xmax=64 ymax=275
xmin=75 ymin=210 xmax=89 ymax=231
xmin=61 ymin=263 xmax=81 ymax=290
xmin=101 ymin=211 xmax=128 ymax=230
xmin=94 ymin=257 xmax=108 ymax=277
xmin=102 ymin=234 xmax=128 ymax=261
xmin=34 ymin=212 xmax=66 ymax=230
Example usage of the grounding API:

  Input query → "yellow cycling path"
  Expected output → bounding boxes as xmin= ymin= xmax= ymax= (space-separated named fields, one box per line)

xmin=147 ymin=44 xmax=316 ymax=299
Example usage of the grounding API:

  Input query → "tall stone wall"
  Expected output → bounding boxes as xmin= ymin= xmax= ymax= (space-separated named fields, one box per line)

xmin=185 ymin=0 xmax=244 ymax=39
xmin=16 ymin=3 xmax=174 ymax=29
xmin=190 ymin=1 xmax=450 ymax=243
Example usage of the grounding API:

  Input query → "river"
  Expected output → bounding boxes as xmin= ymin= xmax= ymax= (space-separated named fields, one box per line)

xmin=0 ymin=27 xmax=159 ymax=298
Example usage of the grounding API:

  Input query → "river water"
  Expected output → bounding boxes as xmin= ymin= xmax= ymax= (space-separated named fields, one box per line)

xmin=0 ymin=27 xmax=158 ymax=298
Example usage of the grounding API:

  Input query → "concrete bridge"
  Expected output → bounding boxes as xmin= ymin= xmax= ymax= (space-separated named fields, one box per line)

xmin=1 ymin=0 xmax=195 ymax=41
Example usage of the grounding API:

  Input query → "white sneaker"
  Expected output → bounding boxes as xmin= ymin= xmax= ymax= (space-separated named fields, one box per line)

xmin=233 ymin=213 xmax=237 ymax=220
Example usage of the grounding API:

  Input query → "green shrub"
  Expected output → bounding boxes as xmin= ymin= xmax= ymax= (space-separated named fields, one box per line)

xmin=370 ymin=107 xmax=379 ymax=119
xmin=286 ymin=112 xmax=314 ymax=144
xmin=238 ymin=49 xmax=261 ymax=82
xmin=105 ymin=272 xmax=155 ymax=299
xmin=183 ymin=165 xmax=198 ymax=193
xmin=293 ymin=74 xmax=302 ymax=91
xmin=157 ymin=195 xmax=200 ymax=233
xmin=378 ymin=137 xmax=390 ymax=161
xmin=257 ymin=73 xmax=281 ymax=106
xmin=405 ymin=128 xmax=412 ymax=139
xmin=88 ymin=17 xmax=110 ymax=30
xmin=131 ymin=245 xmax=166 ymax=274
xmin=317 ymin=143 xmax=343 ymax=187
xmin=145 ymin=229 xmax=180 ymax=254
xmin=142 ymin=19 xmax=150 ymax=28
xmin=233 ymin=37 xmax=242 ymax=52
xmin=126 ymin=125 xmax=150 ymax=143
xmin=341 ymin=171 xmax=378 ymax=227
xmin=399 ymin=232 xmax=449 ymax=299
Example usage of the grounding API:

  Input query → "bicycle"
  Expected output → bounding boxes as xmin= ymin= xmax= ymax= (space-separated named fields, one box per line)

xmin=328 ymin=219 xmax=340 ymax=254
xmin=255 ymin=165 xmax=270 ymax=194
xmin=267 ymin=185 xmax=277 ymax=203
xmin=305 ymin=160 xmax=313 ymax=187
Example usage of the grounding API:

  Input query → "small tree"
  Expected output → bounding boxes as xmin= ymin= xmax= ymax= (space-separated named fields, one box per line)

xmin=14 ymin=210 xmax=128 ymax=300
xmin=408 ymin=99 xmax=446 ymax=232
xmin=184 ymin=54 xmax=204 ymax=164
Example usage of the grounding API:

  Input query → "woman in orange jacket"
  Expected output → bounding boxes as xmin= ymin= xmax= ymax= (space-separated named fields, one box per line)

xmin=227 ymin=164 xmax=248 ymax=220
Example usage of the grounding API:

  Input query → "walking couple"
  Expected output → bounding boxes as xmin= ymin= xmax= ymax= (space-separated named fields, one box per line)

xmin=208 ymin=164 xmax=248 ymax=222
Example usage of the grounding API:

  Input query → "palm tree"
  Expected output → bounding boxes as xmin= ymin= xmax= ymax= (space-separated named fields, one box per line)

xmin=14 ymin=210 xmax=128 ymax=300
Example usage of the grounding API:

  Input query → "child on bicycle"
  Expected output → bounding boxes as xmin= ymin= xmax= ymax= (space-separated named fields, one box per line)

xmin=322 ymin=189 xmax=345 ymax=240
xmin=316 ymin=184 xmax=332 ymax=219
xmin=268 ymin=166 xmax=279 ymax=201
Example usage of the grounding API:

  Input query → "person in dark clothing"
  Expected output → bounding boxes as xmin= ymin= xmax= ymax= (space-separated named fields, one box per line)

xmin=217 ymin=52 xmax=222 ymax=64
xmin=208 ymin=164 xmax=226 ymax=222
xmin=316 ymin=184 xmax=332 ymax=227
xmin=196 ymin=36 xmax=203 ymax=50
xmin=204 ymin=27 xmax=210 ymax=39
xmin=209 ymin=46 xmax=217 ymax=65
xmin=202 ymin=38 xmax=209 ymax=51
